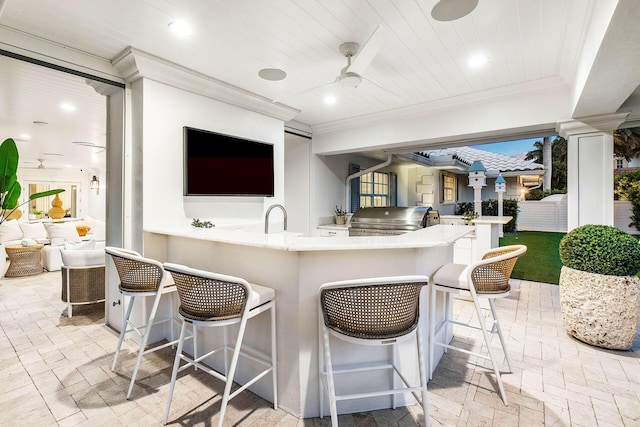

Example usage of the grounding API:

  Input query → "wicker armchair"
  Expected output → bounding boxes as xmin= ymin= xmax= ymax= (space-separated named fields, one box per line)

xmin=319 ymin=275 xmax=431 ymax=427
xmin=429 ymin=244 xmax=527 ymax=406
xmin=60 ymin=249 xmax=106 ymax=318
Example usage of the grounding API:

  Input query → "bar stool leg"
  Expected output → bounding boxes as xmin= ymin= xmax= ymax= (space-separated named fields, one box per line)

xmin=321 ymin=326 xmax=339 ymax=427
xmin=428 ymin=283 xmax=436 ymax=380
xmin=112 ymin=295 xmax=136 ymax=371
xmin=416 ymin=324 xmax=430 ymax=427
xmin=271 ymin=302 xmax=278 ymax=409
xmin=217 ymin=318 xmax=249 ymax=427
xmin=471 ymin=295 xmax=508 ymax=405
xmin=164 ymin=320 xmax=188 ymax=425
xmin=126 ymin=292 xmax=164 ymax=399
xmin=488 ymin=299 xmax=512 ymax=372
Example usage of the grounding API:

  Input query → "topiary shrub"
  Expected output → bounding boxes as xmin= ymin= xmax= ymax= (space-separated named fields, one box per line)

xmin=559 ymin=224 xmax=640 ymax=276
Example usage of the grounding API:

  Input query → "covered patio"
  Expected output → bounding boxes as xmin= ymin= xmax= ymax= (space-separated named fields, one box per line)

xmin=1 ymin=271 xmax=637 ymax=426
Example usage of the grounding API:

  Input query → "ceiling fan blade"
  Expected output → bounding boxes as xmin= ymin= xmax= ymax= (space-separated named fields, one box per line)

xmin=360 ymin=75 xmax=400 ymax=99
xmin=272 ymin=79 xmax=339 ymax=104
xmin=346 ymin=25 xmax=386 ymax=76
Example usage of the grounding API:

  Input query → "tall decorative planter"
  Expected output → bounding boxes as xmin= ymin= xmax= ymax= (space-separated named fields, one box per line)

xmin=559 ymin=224 xmax=640 ymax=350
xmin=559 ymin=266 xmax=640 ymax=349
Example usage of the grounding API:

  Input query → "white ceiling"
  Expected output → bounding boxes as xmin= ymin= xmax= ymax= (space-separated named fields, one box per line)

xmin=0 ymin=0 xmax=638 ymax=170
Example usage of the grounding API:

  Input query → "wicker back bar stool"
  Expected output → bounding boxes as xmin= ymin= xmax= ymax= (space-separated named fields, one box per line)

xmin=162 ymin=263 xmax=277 ymax=427
xmin=105 ymin=246 xmax=183 ymax=399
xmin=428 ymin=244 xmax=527 ymax=405
xmin=319 ymin=275 xmax=431 ymax=427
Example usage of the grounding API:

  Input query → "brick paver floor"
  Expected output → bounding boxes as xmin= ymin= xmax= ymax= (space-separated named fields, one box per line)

xmin=0 ymin=272 xmax=638 ymax=426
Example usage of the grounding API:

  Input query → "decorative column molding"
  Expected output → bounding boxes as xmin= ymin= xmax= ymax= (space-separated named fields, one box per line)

xmin=557 ymin=112 xmax=629 ymax=138
xmin=111 ymin=47 xmax=300 ymax=122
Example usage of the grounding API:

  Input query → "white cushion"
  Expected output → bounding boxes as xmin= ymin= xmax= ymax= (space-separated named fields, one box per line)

xmin=248 ymin=282 xmax=276 ymax=309
xmin=64 ymin=239 xmax=96 ymax=251
xmin=60 ymin=248 xmax=105 ymax=267
xmin=0 ymin=219 xmax=23 ymax=244
xmin=45 ymin=222 xmax=81 ymax=245
xmin=19 ymin=222 xmax=47 ymax=240
xmin=20 ymin=238 xmax=38 ymax=246
xmin=433 ymin=263 xmax=469 ymax=290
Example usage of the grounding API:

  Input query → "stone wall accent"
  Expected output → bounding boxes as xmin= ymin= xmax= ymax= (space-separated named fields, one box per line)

xmin=559 ymin=266 xmax=640 ymax=350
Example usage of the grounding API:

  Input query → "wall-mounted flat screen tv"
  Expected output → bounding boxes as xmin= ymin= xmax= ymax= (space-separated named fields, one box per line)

xmin=184 ymin=126 xmax=275 ymax=196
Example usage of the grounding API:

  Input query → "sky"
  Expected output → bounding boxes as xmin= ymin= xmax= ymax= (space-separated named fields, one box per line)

xmin=475 ymin=137 xmax=544 ymax=158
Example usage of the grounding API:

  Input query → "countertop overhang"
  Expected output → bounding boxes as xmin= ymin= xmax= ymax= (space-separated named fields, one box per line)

xmin=144 ymin=223 xmax=475 ymax=252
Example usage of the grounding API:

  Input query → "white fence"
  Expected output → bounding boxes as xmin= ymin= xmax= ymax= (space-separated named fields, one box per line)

xmin=517 ymin=200 xmax=638 ymax=235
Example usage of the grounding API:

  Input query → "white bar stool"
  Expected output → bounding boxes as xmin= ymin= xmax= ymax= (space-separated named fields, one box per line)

xmin=429 ymin=244 xmax=527 ymax=405
xmin=105 ymin=246 xmax=184 ymax=399
xmin=162 ymin=262 xmax=277 ymax=427
xmin=319 ymin=275 xmax=431 ymax=427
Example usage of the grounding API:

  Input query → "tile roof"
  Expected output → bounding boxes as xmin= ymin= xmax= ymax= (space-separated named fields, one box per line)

xmin=418 ymin=146 xmax=544 ymax=173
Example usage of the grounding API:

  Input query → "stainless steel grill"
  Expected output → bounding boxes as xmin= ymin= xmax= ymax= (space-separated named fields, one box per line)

xmin=348 ymin=206 xmax=439 ymax=237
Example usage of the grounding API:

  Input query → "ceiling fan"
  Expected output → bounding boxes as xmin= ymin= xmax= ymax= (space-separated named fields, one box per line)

xmin=274 ymin=25 xmax=387 ymax=103
xmin=22 ymin=158 xmax=63 ymax=170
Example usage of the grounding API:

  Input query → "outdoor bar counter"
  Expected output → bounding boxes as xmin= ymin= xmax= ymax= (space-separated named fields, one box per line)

xmin=143 ymin=224 xmax=473 ymax=418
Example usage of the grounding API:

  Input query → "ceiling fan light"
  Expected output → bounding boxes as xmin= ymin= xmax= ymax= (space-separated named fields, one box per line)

xmin=431 ymin=0 xmax=478 ymax=22
xmin=340 ymin=72 xmax=362 ymax=88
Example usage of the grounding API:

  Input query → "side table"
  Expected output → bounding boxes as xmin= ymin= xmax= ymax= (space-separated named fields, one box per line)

xmin=5 ymin=244 xmax=44 ymax=277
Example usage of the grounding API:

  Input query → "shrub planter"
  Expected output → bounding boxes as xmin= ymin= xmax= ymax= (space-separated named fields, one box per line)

xmin=559 ymin=266 xmax=640 ymax=350
xmin=559 ymin=224 xmax=640 ymax=351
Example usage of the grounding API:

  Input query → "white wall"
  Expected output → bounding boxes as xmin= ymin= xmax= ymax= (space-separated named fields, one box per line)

xmin=140 ymin=79 xmax=285 ymax=228
xmin=285 ymin=134 xmax=311 ymax=235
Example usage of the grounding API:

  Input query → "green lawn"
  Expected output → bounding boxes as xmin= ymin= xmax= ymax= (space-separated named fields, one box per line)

xmin=499 ymin=231 xmax=565 ymax=285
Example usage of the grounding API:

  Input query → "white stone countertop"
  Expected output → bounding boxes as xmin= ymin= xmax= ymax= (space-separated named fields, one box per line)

xmin=440 ymin=215 xmax=513 ymax=224
xmin=144 ymin=223 xmax=475 ymax=252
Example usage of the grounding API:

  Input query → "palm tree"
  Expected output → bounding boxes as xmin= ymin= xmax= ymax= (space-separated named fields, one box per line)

xmin=525 ymin=140 xmax=543 ymax=162
xmin=614 ymin=127 xmax=640 ymax=161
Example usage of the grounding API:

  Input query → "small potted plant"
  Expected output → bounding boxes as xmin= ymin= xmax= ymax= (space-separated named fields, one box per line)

xmin=462 ymin=211 xmax=478 ymax=225
xmin=334 ymin=206 xmax=347 ymax=225
xmin=558 ymin=224 xmax=640 ymax=350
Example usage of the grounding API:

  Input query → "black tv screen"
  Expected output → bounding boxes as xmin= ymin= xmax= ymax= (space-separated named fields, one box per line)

xmin=184 ymin=127 xmax=275 ymax=196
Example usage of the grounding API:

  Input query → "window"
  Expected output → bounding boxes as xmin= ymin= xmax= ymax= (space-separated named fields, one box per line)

xmin=442 ymin=172 xmax=457 ymax=203
xmin=349 ymin=163 xmax=397 ymax=211
xmin=616 ymin=158 xmax=624 ymax=169
xmin=360 ymin=171 xmax=390 ymax=207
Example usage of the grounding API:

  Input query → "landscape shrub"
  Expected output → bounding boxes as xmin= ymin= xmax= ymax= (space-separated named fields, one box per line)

xmin=559 ymin=224 xmax=640 ymax=276
xmin=455 ymin=199 xmax=518 ymax=233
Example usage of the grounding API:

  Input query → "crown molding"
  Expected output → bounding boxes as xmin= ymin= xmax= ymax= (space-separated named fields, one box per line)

xmin=112 ymin=47 xmax=300 ymax=122
xmin=312 ymin=76 xmax=569 ymax=135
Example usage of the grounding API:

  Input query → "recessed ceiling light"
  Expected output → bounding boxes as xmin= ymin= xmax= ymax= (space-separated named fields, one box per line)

xmin=19 ymin=134 xmax=30 ymax=139
xmin=168 ymin=20 xmax=192 ymax=37
xmin=324 ymin=95 xmax=337 ymax=105
xmin=33 ymin=120 xmax=48 ymax=126
xmin=468 ymin=53 xmax=489 ymax=68
xmin=60 ymin=102 xmax=76 ymax=111
xmin=258 ymin=68 xmax=287 ymax=81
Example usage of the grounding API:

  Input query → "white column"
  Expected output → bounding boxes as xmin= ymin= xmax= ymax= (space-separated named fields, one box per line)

xmin=557 ymin=113 xmax=628 ymax=231
xmin=473 ymin=186 xmax=482 ymax=216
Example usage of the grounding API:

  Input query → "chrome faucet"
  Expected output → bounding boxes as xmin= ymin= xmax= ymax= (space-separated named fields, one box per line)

xmin=265 ymin=204 xmax=288 ymax=234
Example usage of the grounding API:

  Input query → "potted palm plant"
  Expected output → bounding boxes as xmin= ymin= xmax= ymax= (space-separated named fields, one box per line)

xmin=1 ymin=138 xmax=65 ymax=276
xmin=559 ymin=224 xmax=640 ymax=350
